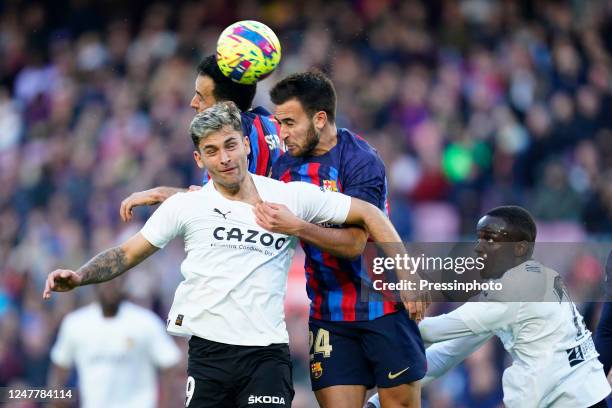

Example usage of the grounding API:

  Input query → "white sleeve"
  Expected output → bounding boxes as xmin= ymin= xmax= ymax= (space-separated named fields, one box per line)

xmin=146 ymin=316 xmax=182 ymax=368
xmin=419 ymin=302 xmax=516 ymax=342
xmin=50 ymin=318 xmax=75 ymax=368
xmin=419 ymin=311 xmax=478 ymax=344
xmin=286 ymin=181 xmax=351 ymax=225
xmin=422 ymin=334 xmax=492 ymax=385
xmin=455 ymin=301 xmax=517 ymax=335
xmin=139 ymin=194 xmax=184 ymax=249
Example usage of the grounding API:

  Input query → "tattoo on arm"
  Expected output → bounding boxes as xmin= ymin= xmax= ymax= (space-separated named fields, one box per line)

xmin=77 ymin=247 xmax=129 ymax=285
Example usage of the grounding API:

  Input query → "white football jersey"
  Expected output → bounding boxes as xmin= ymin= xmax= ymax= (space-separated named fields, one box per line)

xmin=140 ymin=174 xmax=351 ymax=346
xmin=416 ymin=260 xmax=611 ymax=408
xmin=50 ymin=302 xmax=181 ymax=408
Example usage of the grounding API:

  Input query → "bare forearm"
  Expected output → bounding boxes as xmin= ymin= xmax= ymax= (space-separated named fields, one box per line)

xmin=77 ymin=247 xmax=131 ymax=285
xmin=351 ymin=202 xmax=416 ymax=281
xmin=296 ymin=223 xmax=366 ymax=258
xmin=361 ymin=207 xmax=402 ymax=243
xmin=154 ymin=186 xmax=187 ymax=203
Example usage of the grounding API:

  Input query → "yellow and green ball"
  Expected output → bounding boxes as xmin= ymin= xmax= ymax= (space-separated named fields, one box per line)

xmin=216 ymin=20 xmax=281 ymax=85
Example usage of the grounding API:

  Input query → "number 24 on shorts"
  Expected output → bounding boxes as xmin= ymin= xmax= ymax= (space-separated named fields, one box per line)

xmin=309 ymin=329 xmax=333 ymax=359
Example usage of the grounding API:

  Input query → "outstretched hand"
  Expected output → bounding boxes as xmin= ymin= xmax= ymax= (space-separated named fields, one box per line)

xmin=253 ymin=202 xmax=304 ymax=236
xmin=43 ymin=269 xmax=82 ymax=300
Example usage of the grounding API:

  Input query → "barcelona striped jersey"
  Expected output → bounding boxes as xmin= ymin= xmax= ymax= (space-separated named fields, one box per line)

xmin=271 ymin=128 xmax=396 ymax=321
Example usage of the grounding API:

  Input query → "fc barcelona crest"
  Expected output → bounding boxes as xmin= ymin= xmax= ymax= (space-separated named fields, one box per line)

xmin=322 ymin=180 xmax=338 ymax=192
xmin=311 ymin=362 xmax=323 ymax=379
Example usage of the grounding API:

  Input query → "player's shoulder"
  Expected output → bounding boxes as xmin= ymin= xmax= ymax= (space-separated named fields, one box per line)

xmin=337 ymin=128 xmax=384 ymax=169
xmin=252 ymin=173 xmax=289 ymax=190
xmin=487 ymin=261 xmax=549 ymax=301
xmin=165 ymin=184 xmax=215 ymax=205
xmin=242 ymin=106 xmax=277 ymax=128
xmin=253 ymin=174 xmax=318 ymax=198
xmin=245 ymin=105 xmax=273 ymax=118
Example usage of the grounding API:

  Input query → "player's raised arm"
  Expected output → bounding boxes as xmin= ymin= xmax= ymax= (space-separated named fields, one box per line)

xmin=43 ymin=233 xmax=158 ymax=299
xmin=343 ymin=197 xmax=433 ymax=322
xmin=255 ymin=181 xmax=429 ymax=321
xmin=343 ymin=198 xmax=400 ymax=243
xmin=120 ymin=186 xmax=194 ymax=222
xmin=252 ymin=201 xmax=368 ymax=258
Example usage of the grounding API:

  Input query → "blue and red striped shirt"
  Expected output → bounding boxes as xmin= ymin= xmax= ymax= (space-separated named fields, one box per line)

xmin=272 ymin=128 xmax=395 ymax=321
xmin=241 ymin=106 xmax=283 ymax=176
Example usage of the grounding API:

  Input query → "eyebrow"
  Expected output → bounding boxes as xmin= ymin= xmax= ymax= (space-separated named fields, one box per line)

xmin=202 ymin=136 xmax=238 ymax=149
xmin=275 ymin=116 xmax=293 ymax=123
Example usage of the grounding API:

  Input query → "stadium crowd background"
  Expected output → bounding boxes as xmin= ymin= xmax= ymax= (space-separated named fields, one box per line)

xmin=0 ymin=0 xmax=611 ymax=406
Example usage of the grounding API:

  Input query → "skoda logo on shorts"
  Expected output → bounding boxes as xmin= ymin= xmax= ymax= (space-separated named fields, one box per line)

xmin=213 ymin=227 xmax=287 ymax=250
xmin=248 ymin=395 xmax=286 ymax=405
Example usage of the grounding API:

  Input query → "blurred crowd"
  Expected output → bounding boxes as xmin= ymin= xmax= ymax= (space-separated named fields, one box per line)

xmin=1 ymin=0 xmax=612 ymax=407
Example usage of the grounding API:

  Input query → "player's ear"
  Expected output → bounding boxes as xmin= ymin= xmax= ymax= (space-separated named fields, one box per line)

xmin=243 ymin=135 xmax=251 ymax=155
xmin=193 ymin=150 xmax=205 ymax=169
xmin=514 ymin=241 xmax=529 ymax=257
xmin=313 ymin=110 xmax=327 ymax=131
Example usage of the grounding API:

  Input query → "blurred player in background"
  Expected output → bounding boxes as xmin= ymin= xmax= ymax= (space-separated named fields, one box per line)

xmin=260 ymin=71 xmax=426 ymax=408
xmin=47 ymin=278 xmax=181 ymax=408
xmin=43 ymin=102 xmax=413 ymax=408
xmin=119 ymin=54 xmax=283 ymax=219
xmin=368 ymin=206 xmax=611 ymax=408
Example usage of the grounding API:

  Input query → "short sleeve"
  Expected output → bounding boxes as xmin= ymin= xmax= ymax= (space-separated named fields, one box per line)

xmin=146 ymin=316 xmax=181 ymax=368
xmin=140 ymin=194 xmax=184 ymax=249
xmin=50 ymin=318 xmax=75 ymax=368
xmin=342 ymin=153 xmax=387 ymax=209
xmin=287 ymin=181 xmax=351 ymax=225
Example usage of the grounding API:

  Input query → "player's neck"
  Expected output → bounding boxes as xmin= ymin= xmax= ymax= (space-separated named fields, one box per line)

xmin=100 ymin=302 xmax=121 ymax=318
xmin=311 ymin=124 xmax=338 ymax=156
xmin=214 ymin=173 xmax=261 ymax=205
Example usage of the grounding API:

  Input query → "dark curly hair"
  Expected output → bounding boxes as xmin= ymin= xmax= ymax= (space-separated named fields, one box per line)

xmin=196 ymin=55 xmax=256 ymax=112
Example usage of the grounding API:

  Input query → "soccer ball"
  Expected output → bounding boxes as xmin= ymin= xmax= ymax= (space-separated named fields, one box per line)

xmin=216 ymin=20 xmax=281 ymax=85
